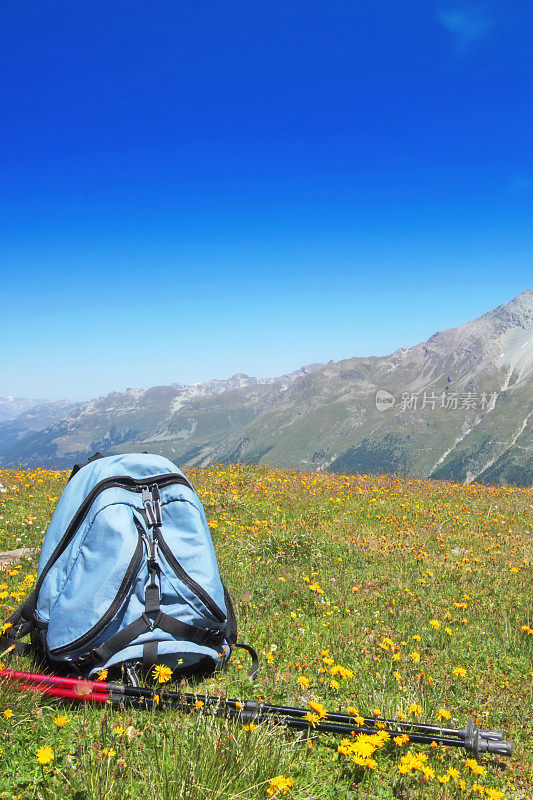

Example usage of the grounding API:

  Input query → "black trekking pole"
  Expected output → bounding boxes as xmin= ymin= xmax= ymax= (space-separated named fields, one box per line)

xmin=0 ymin=670 xmax=512 ymax=756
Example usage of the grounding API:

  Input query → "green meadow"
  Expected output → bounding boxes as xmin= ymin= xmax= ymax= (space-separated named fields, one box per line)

xmin=0 ymin=465 xmax=531 ymax=799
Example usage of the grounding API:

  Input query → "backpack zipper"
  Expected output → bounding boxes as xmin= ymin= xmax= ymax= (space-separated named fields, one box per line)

xmin=33 ymin=473 xmax=191 ymax=613
xmin=139 ymin=487 xmax=226 ymax=624
xmin=49 ymin=520 xmax=144 ymax=656
xmin=156 ymin=529 xmax=226 ymax=623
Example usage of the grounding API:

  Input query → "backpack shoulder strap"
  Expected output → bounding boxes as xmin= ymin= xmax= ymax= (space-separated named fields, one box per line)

xmin=234 ymin=642 xmax=259 ymax=681
xmin=223 ymin=584 xmax=238 ymax=644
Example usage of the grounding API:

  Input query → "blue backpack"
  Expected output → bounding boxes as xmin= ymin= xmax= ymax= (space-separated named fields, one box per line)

xmin=3 ymin=453 xmax=257 ymax=681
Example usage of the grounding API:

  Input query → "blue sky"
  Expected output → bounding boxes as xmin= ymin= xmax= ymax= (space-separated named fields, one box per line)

xmin=1 ymin=1 xmax=531 ymax=401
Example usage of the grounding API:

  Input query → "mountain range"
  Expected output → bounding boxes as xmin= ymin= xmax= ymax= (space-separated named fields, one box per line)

xmin=1 ymin=291 xmax=531 ymax=486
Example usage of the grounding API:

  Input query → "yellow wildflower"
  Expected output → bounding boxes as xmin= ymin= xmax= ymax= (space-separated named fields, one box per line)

xmin=152 ymin=664 xmax=172 ymax=683
xmin=267 ymin=775 xmax=294 ymax=796
xmin=308 ymin=701 xmax=327 ymax=719
xmin=3 ymin=709 xmax=13 ymax=720
xmin=464 ymin=758 xmax=486 ymax=775
xmin=53 ymin=715 xmax=68 ymax=728
xmin=36 ymin=746 xmax=54 ymax=765
xmin=393 ymin=734 xmax=410 ymax=745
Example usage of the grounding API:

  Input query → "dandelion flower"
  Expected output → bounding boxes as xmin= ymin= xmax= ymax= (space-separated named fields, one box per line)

xmin=351 ymin=738 xmax=377 ymax=759
xmin=308 ymin=701 xmax=327 ymax=719
xmin=36 ymin=746 xmax=54 ymax=765
xmin=297 ymin=676 xmax=310 ymax=689
xmin=152 ymin=664 xmax=172 ymax=683
xmin=464 ymin=758 xmax=486 ymax=775
xmin=437 ymin=708 xmax=451 ymax=721
xmin=453 ymin=667 xmax=467 ymax=678
xmin=3 ymin=709 xmax=13 ymax=720
xmin=53 ymin=715 xmax=68 ymax=728
xmin=243 ymin=723 xmax=258 ymax=732
xmin=393 ymin=734 xmax=410 ymax=746
xmin=267 ymin=775 xmax=294 ymax=796
xmin=410 ymin=651 xmax=421 ymax=663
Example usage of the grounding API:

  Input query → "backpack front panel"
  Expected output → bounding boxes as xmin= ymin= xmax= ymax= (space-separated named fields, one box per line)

xmin=37 ymin=453 xmax=185 ymax=573
xmin=34 ymin=457 xmax=230 ymax=673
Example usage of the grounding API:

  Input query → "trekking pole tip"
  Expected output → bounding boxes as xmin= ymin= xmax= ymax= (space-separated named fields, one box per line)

xmin=478 ymin=738 xmax=513 ymax=757
xmin=466 ymin=728 xmax=513 ymax=757
xmin=480 ymin=729 xmax=504 ymax=741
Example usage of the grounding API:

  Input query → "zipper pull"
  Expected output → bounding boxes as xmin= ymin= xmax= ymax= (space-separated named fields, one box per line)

xmin=142 ymin=485 xmax=161 ymax=528
xmin=151 ymin=484 xmax=163 ymax=526
xmin=140 ymin=527 xmax=158 ymax=568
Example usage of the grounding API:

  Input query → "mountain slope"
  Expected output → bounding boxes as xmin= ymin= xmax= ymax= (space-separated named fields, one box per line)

xmin=203 ymin=291 xmax=532 ymax=484
xmin=0 ymin=365 xmax=325 ymax=469
xmin=0 ymin=293 xmax=531 ymax=486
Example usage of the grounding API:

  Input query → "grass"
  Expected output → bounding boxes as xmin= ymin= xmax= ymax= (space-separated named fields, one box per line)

xmin=0 ymin=464 xmax=531 ymax=799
